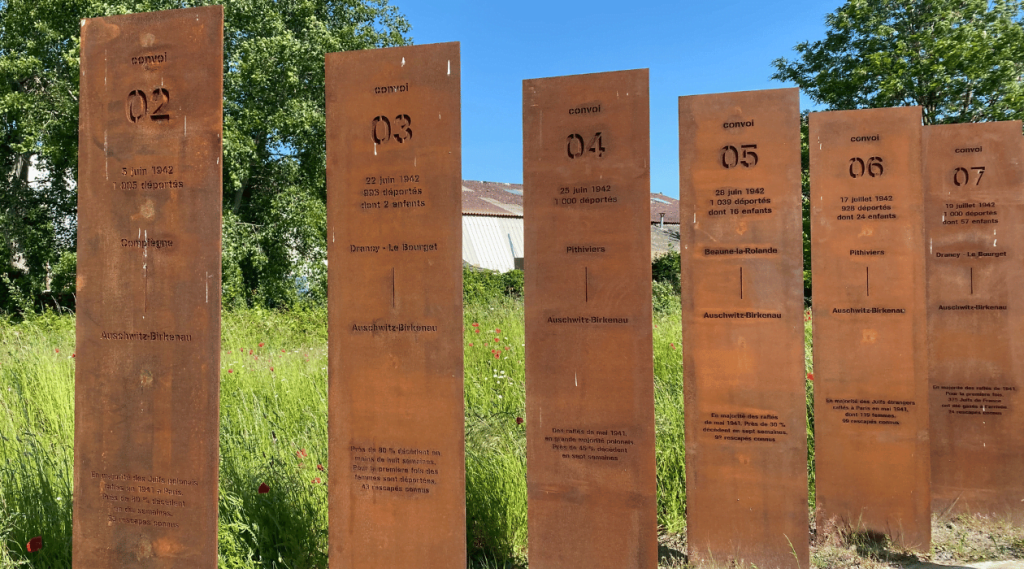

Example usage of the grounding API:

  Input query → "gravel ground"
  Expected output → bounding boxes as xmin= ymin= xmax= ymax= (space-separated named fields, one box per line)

xmin=656 ymin=514 xmax=1024 ymax=568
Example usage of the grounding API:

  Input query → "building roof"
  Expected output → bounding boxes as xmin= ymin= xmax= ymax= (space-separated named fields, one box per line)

xmin=650 ymin=193 xmax=680 ymax=224
xmin=462 ymin=180 xmax=523 ymax=217
xmin=461 ymin=181 xmax=680 ymax=224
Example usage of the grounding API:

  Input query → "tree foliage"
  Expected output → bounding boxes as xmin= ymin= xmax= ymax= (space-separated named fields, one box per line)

xmin=772 ymin=0 xmax=1024 ymax=124
xmin=774 ymin=0 xmax=1024 ymax=304
xmin=0 ymin=0 xmax=410 ymax=314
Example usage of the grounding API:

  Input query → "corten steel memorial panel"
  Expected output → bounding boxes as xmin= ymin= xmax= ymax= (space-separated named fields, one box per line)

xmin=924 ymin=121 xmax=1024 ymax=523
xmin=809 ymin=107 xmax=930 ymax=549
xmin=74 ymin=6 xmax=223 ymax=568
xmin=325 ymin=42 xmax=465 ymax=568
xmin=523 ymin=69 xmax=657 ymax=569
xmin=679 ymin=88 xmax=809 ymax=568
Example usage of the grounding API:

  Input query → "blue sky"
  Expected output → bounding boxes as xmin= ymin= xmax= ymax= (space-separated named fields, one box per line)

xmin=397 ymin=0 xmax=837 ymax=197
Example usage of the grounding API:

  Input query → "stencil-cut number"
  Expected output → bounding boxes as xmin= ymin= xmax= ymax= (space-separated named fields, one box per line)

xmin=372 ymin=116 xmax=391 ymax=144
xmin=953 ymin=166 xmax=985 ymax=186
xmin=721 ymin=144 xmax=758 ymax=168
xmin=393 ymin=114 xmax=412 ymax=142
xmin=566 ymin=132 xmax=604 ymax=159
xmin=371 ymin=114 xmax=413 ymax=144
xmin=849 ymin=156 xmax=884 ymax=178
xmin=125 ymin=89 xmax=171 ymax=123
xmin=149 ymin=89 xmax=169 ymax=121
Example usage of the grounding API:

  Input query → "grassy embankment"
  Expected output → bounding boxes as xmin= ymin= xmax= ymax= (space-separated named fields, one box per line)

xmin=1 ymin=295 xmax=806 ymax=568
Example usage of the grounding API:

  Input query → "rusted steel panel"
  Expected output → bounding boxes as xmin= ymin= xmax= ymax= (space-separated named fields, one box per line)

xmin=74 ymin=6 xmax=223 ymax=568
xmin=325 ymin=42 xmax=465 ymax=568
xmin=523 ymin=69 xmax=657 ymax=569
xmin=809 ymin=107 xmax=930 ymax=550
xmin=924 ymin=121 xmax=1024 ymax=523
xmin=679 ymin=88 xmax=809 ymax=568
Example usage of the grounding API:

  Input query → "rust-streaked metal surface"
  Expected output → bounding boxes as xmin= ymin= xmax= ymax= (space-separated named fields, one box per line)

xmin=809 ymin=107 xmax=930 ymax=550
xmin=73 ymin=7 xmax=223 ymax=568
xmin=523 ymin=69 xmax=657 ymax=569
xmin=679 ymin=89 xmax=809 ymax=568
xmin=924 ymin=121 xmax=1024 ymax=524
xmin=325 ymin=42 xmax=465 ymax=568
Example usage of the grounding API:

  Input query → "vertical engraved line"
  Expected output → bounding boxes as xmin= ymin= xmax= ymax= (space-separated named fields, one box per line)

xmin=585 ymin=267 xmax=589 ymax=303
xmin=866 ymin=266 xmax=870 ymax=297
xmin=392 ymin=267 xmax=396 ymax=308
xmin=971 ymin=267 xmax=974 ymax=295
xmin=740 ymin=267 xmax=743 ymax=300
xmin=143 ymin=230 xmax=148 ymax=316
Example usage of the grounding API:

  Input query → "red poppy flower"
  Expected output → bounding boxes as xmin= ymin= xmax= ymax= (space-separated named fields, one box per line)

xmin=270 ymin=367 xmax=274 ymax=372
xmin=807 ymin=373 xmax=814 ymax=382
xmin=516 ymin=417 xmax=523 ymax=425
xmin=317 ymin=464 xmax=324 ymax=471
xmin=468 ymin=343 xmax=473 ymax=347
xmin=475 ymin=329 xmax=480 ymax=334
xmin=228 ymin=369 xmax=233 ymax=374
xmin=282 ymin=349 xmax=286 ymax=353
xmin=495 ymin=328 xmax=501 ymax=333
xmin=55 ymin=349 xmax=59 ymax=353
xmin=258 ymin=483 xmax=270 ymax=494
xmin=494 ymin=337 xmax=499 ymax=342
xmin=26 ymin=536 xmax=42 ymax=552
xmin=654 ymin=325 xmax=658 ymax=328
xmin=71 ymin=353 xmax=76 ymax=358
xmin=504 ymin=346 xmax=510 ymax=351
xmin=312 ymin=477 xmax=322 ymax=484
xmin=670 ymin=343 xmax=675 ymax=350
xmin=297 ymin=449 xmax=307 ymax=458
xmin=472 ymin=322 xmax=479 ymax=327
xmin=259 ymin=342 xmax=265 ymax=347
xmin=494 ymin=353 xmax=500 ymax=359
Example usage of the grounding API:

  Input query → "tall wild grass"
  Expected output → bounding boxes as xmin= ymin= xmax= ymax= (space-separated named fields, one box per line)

xmin=0 ymin=294 xmax=808 ymax=567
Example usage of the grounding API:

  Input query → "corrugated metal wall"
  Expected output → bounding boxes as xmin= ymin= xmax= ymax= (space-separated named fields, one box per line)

xmin=462 ymin=216 xmax=524 ymax=272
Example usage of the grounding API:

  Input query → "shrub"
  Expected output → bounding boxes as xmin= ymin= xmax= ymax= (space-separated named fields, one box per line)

xmin=652 ymin=251 xmax=680 ymax=294
xmin=653 ymin=281 xmax=680 ymax=314
xmin=463 ymin=268 xmax=523 ymax=304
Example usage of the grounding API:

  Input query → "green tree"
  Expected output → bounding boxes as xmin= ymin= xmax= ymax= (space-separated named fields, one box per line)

xmin=772 ymin=0 xmax=1024 ymax=124
xmin=0 ymin=0 xmax=410 ymax=314
xmin=772 ymin=0 xmax=1024 ymax=304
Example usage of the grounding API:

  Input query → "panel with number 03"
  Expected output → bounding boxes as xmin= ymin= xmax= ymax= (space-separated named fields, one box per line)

xmin=325 ymin=42 xmax=465 ymax=569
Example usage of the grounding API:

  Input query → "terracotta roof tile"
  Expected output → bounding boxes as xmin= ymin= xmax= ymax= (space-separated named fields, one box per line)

xmin=650 ymin=193 xmax=680 ymax=224
xmin=462 ymin=180 xmax=523 ymax=217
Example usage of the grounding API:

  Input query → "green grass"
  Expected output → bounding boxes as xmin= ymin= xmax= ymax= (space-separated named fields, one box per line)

xmin=0 ymin=297 xmax=781 ymax=567
xmin=5 ymin=300 xmax=1020 ymax=569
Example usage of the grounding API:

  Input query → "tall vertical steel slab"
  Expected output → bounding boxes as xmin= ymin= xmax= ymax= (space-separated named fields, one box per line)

xmin=924 ymin=121 xmax=1024 ymax=523
xmin=325 ymin=42 xmax=465 ymax=568
xmin=74 ymin=7 xmax=223 ymax=568
xmin=524 ymin=69 xmax=657 ymax=569
xmin=809 ymin=107 xmax=930 ymax=550
xmin=679 ymin=88 xmax=809 ymax=568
